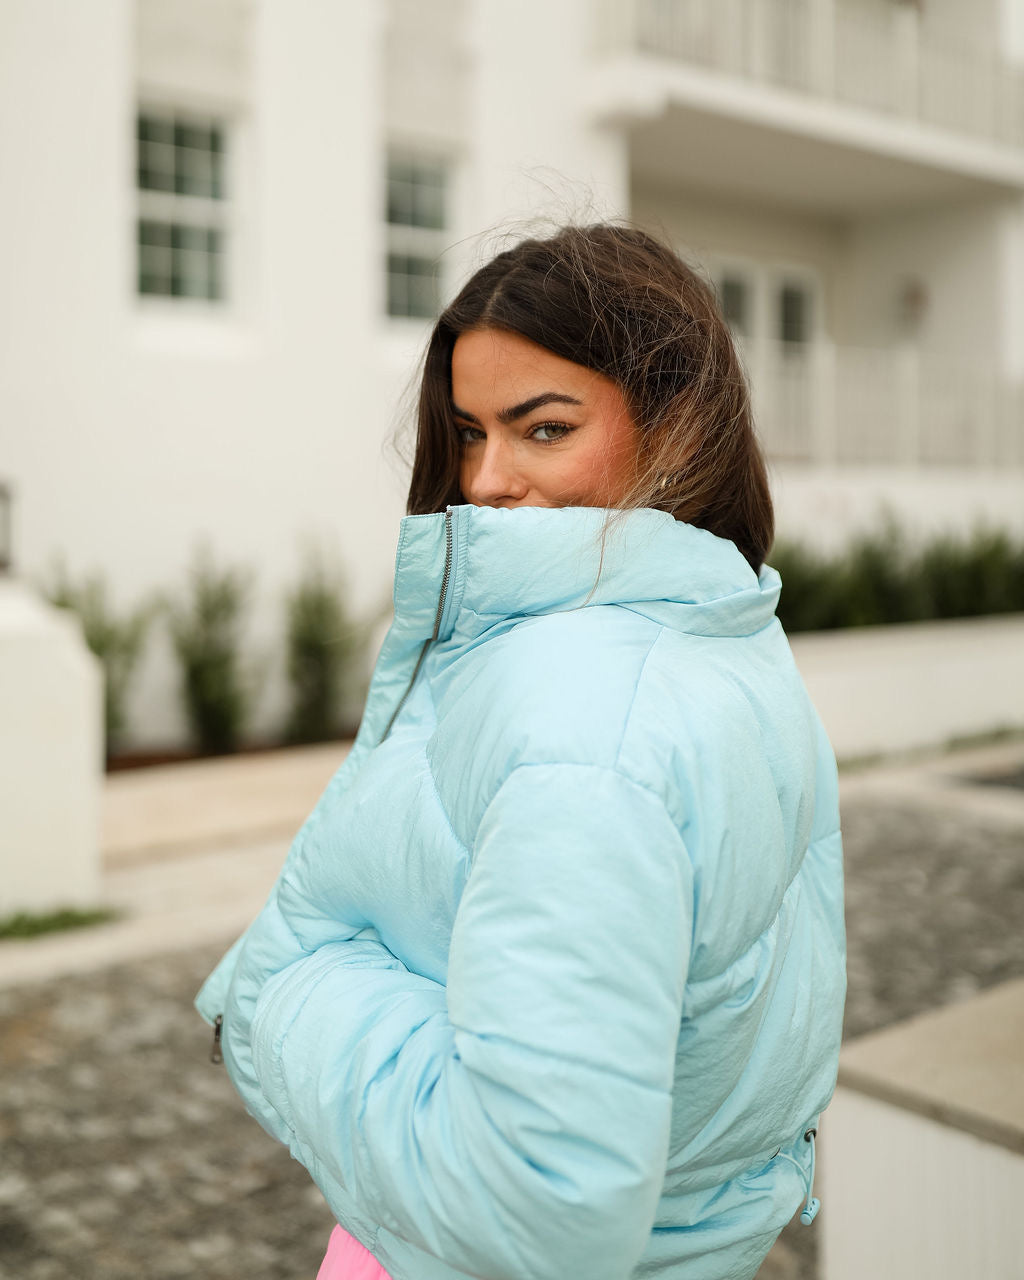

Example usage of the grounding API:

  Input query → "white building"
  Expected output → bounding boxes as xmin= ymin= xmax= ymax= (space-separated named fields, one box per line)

xmin=2 ymin=0 xmax=1023 ymax=750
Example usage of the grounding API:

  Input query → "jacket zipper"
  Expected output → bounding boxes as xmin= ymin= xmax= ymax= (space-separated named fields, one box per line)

xmin=380 ymin=507 xmax=455 ymax=742
xmin=210 ymin=1013 xmax=223 ymax=1064
xmin=206 ymin=514 xmax=456 ymax=1068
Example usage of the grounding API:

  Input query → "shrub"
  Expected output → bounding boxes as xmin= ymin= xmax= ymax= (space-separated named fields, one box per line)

xmin=772 ymin=522 xmax=1024 ymax=632
xmin=769 ymin=542 xmax=844 ymax=633
xmin=44 ymin=563 xmax=155 ymax=756
xmin=167 ymin=547 xmax=253 ymax=755
xmin=918 ymin=527 xmax=1024 ymax=619
xmin=284 ymin=549 xmax=360 ymax=744
xmin=832 ymin=520 xmax=929 ymax=627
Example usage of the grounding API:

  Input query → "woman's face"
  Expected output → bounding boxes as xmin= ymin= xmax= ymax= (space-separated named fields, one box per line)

xmin=452 ymin=328 xmax=638 ymax=509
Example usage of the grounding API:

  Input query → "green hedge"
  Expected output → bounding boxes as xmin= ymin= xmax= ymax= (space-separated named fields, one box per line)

xmin=166 ymin=548 xmax=254 ymax=756
xmin=771 ymin=523 xmax=1024 ymax=633
xmin=284 ymin=549 xmax=361 ymax=744
xmin=44 ymin=563 xmax=156 ymax=757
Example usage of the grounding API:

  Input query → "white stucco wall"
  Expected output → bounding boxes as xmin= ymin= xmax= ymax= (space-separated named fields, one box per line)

xmin=998 ymin=197 xmax=1024 ymax=380
xmin=833 ymin=200 xmax=1004 ymax=357
xmin=463 ymin=0 xmax=630 ymax=244
xmin=2 ymin=0 xmax=403 ymax=750
xmin=1000 ymin=0 xmax=1024 ymax=61
xmin=385 ymin=0 xmax=470 ymax=152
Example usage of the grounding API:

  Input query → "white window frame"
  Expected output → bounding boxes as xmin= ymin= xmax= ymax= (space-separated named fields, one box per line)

xmin=135 ymin=103 xmax=234 ymax=309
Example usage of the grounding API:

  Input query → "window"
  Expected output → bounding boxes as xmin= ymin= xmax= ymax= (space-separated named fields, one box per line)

xmin=778 ymin=282 xmax=812 ymax=346
xmin=717 ymin=272 xmax=752 ymax=338
xmin=386 ymin=154 xmax=448 ymax=319
xmin=136 ymin=111 xmax=228 ymax=302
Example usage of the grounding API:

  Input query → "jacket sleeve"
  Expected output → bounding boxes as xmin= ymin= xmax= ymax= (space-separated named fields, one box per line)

xmin=244 ymin=763 xmax=693 ymax=1280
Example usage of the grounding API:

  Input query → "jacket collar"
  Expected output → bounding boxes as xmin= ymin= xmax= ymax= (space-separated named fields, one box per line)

xmin=393 ymin=505 xmax=781 ymax=643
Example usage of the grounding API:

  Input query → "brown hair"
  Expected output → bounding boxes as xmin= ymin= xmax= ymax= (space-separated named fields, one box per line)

xmin=407 ymin=223 xmax=773 ymax=571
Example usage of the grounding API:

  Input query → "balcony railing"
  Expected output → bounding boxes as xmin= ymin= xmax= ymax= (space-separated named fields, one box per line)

xmin=750 ymin=342 xmax=1023 ymax=468
xmin=597 ymin=0 xmax=1024 ymax=149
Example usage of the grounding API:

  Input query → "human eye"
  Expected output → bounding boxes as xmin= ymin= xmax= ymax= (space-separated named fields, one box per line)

xmin=529 ymin=421 xmax=573 ymax=443
xmin=455 ymin=423 xmax=484 ymax=445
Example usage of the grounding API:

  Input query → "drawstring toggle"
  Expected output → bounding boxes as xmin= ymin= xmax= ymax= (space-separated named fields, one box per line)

xmin=799 ymin=1128 xmax=820 ymax=1225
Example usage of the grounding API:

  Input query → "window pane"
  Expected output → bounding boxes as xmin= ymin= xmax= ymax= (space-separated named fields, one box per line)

xmin=388 ymin=158 xmax=413 ymax=187
xmin=387 ymin=156 xmax=446 ymax=229
xmin=207 ymin=235 xmax=223 ymax=300
xmin=719 ymin=274 xmax=749 ymax=336
xmin=138 ymin=219 xmax=224 ymax=303
xmin=139 ymin=219 xmax=172 ymax=247
xmin=408 ymin=270 xmax=439 ymax=317
xmin=176 ymin=249 xmax=210 ymax=298
xmin=780 ymin=284 xmax=810 ymax=344
xmin=179 ymin=148 xmax=214 ymax=198
xmin=138 ymin=221 xmax=174 ymax=295
xmin=138 ymin=140 xmax=176 ymax=192
xmin=412 ymin=179 xmax=444 ymax=231
xmin=387 ymin=253 xmax=439 ymax=318
xmin=178 ymin=123 xmax=209 ymax=152
xmin=138 ymin=114 xmax=173 ymax=145
xmin=387 ymin=269 xmax=409 ymax=317
xmin=387 ymin=178 xmax=414 ymax=225
xmin=179 ymin=225 xmax=208 ymax=252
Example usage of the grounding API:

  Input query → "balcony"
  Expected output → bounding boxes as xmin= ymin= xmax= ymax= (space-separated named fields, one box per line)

xmin=752 ymin=341 xmax=1024 ymax=467
xmin=593 ymin=0 xmax=1024 ymax=214
xmin=598 ymin=0 xmax=1024 ymax=147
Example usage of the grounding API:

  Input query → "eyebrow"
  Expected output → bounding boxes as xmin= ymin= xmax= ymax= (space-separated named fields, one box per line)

xmin=451 ymin=391 xmax=584 ymax=425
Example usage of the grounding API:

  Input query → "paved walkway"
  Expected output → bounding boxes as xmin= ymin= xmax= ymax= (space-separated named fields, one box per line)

xmin=1 ymin=737 xmax=1022 ymax=1279
xmin=0 ymin=742 xmax=348 ymax=990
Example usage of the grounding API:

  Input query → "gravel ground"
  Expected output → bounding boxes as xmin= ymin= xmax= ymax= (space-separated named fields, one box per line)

xmin=2 ymin=789 xmax=1023 ymax=1280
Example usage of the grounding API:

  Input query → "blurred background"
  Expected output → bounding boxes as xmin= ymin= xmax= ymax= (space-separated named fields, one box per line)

xmin=1 ymin=2 xmax=1023 ymax=1279
xmin=2 ymin=0 xmax=1024 ymax=755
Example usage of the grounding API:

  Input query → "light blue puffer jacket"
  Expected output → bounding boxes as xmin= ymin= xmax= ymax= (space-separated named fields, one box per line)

xmin=197 ymin=504 xmax=846 ymax=1280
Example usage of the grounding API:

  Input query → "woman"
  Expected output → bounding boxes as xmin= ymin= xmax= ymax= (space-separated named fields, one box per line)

xmin=197 ymin=224 xmax=846 ymax=1280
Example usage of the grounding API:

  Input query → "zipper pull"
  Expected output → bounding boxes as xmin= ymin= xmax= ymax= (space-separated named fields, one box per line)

xmin=800 ymin=1128 xmax=820 ymax=1225
xmin=210 ymin=1013 xmax=224 ymax=1065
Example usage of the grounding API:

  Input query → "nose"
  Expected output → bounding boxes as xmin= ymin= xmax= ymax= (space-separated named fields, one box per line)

xmin=463 ymin=436 xmax=529 ymax=507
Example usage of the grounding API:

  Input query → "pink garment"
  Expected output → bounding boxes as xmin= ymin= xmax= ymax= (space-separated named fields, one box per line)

xmin=317 ymin=1225 xmax=393 ymax=1280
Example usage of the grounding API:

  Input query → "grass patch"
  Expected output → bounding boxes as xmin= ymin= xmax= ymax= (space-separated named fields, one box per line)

xmin=0 ymin=906 xmax=119 ymax=941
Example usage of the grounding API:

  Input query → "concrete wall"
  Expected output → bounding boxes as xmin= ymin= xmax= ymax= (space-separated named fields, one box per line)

xmin=0 ymin=582 xmax=103 ymax=916
xmin=823 ymin=1089 xmax=1024 ymax=1280
xmin=790 ymin=615 xmax=1024 ymax=761
xmin=772 ymin=463 xmax=1024 ymax=551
